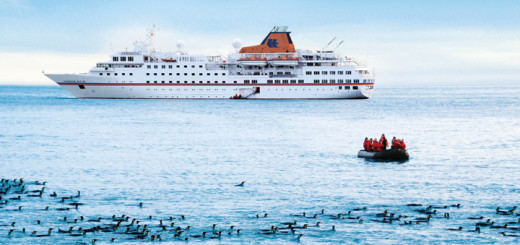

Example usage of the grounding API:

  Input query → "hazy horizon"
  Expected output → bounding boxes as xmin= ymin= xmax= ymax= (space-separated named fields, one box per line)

xmin=1 ymin=0 xmax=519 ymax=86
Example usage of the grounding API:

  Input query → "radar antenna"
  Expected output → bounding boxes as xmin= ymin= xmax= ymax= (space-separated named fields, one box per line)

xmin=322 ymin=37 xmax=336 ymax=51
xmin=333 ymin=40 xmax=344 ymax=52
xmin=145 ymin=25 xmax=158 ymax=53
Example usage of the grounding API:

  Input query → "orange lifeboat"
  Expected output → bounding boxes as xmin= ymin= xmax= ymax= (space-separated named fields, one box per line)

xmin=161 ymin=58 xmax=177 ymax=62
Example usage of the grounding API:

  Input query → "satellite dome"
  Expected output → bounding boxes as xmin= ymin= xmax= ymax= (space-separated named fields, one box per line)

xmin=176 ymin=40 xmax=185 ymax=50
xmin=232 ymin=39 xmax=242 ymax=49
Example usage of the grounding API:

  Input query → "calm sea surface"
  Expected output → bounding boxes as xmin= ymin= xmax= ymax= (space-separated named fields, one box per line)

xmin=1 ymin=85 xmax=519 ymax=244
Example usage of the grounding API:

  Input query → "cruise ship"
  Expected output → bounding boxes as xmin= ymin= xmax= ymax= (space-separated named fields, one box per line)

xmin=45 ymin=26 xmax=375 ymax=99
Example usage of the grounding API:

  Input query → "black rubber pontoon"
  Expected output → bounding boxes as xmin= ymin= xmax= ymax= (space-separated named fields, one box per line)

xmin=358 ymin=148 xmax=409 ymax=161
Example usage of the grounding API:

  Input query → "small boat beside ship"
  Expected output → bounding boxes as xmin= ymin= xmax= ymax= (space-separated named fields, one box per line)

xmin=359 ymin=135 xmax=409 ymax=161
xmin=358 ymin=148 xmax=409 ymax=161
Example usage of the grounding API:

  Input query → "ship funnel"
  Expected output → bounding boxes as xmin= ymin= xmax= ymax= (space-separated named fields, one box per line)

xmin=239 ymin=26 xmax=295 ymax=53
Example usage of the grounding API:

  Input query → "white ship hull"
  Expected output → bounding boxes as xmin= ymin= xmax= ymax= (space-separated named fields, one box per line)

xmin=46 ymin=74 xmax=373 ymax=99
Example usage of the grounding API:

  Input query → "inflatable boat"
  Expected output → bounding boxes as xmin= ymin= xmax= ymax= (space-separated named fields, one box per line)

xmin=358 ymin=148 xmax=409 ymax=161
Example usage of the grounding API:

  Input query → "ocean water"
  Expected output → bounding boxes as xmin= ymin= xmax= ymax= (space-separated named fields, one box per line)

xmin=1 ymin=85 xmax=519 ymax=244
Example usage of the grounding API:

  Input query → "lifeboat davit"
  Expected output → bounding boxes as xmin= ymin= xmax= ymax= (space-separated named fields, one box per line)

xmin=357 ymin=149 xmax=409 ymax=161
xmin=269 ymin=55 xmax=299 ymax=66
xmin=238 ymin=56 xmax=267 ymax=66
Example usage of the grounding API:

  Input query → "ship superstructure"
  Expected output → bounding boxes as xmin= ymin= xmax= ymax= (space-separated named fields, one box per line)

xmin=45 ymin=26 xmax=375 ymax=99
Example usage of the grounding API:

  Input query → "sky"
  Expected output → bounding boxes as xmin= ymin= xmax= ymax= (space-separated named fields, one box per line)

xmin=0 ymin=0 xmax=519 ymax=86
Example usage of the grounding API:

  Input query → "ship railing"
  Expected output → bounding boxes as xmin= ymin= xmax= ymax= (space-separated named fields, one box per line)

xmin=120 ymin=51 xmax=141 ymax=55
xmin=236 ymin=53 xmax=300 ymax=61
xmin=269 ymin=74 xmax=297 ymax=78
xmin=205 ymin=63 xmax=226 ymax=70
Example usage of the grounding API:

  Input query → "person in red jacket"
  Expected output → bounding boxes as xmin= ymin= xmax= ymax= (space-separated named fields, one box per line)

xmin=363 ymin=137 xmax=369 ymax=151
xmin=372 ymin=139 xmax=382 ymax=152
xmin=399 ymin=139 xmax=406 ymax=150
xmin=380 ymin=134 xmax=388 ymax=150
xmin=391 ymin=137 xmax=397 ymax=149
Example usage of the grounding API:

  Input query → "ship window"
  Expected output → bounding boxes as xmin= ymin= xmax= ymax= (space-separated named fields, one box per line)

xmin=169 ymin=81 xmax=172 ymax=83
xmin=99 ymin=73 xmax=102 ymax=76
xmin=214 ymin=73 xmax=218 ymax=76
xmin=128 ymin=57 xmax=134 ymax=62
xmin=107 ymin=73 xmax=110 ymax=76
xmin=146 ymin=73 xmax=150 ymax=76
xmin=252 ymin=80 xmax=257 ymax=84
xmin=154 ymin=73 xmax=157 ymax=76
xmin=169 ymin=73 xmax=172 ymax=76
xmin=207 ymin=73 xmax=210 ymax=76
xmin=154 ymin=65 xmax=158 ymax=69
xmin=177 ymin=81 xmax=180 ymax=83
xmin=192 ymin=73 xmax=195 ymax=76
xmin=147 ymin=65 xmax=151 ymax=69
xmin=306 ymin=71 xmax=311 ymax=75
xmin=169 ymin=65 xmax=172 ymax=69
xmin=215 ymin=81 xmax=218 ymax=83
xmin=122 ymin=73 xmax=125 ymax=76
xmin=199 ymin=81 xmax=203 ymax=83
xmin=184 ymin=73 xmax=187 ymax=76
xmin=176 ymin=73 xmax=180 ymax=76
xmin=184 ymin=81 xmax=188 ymax=83
xmin=161 ymin=65 xmax=165 ymax=69
xmin=162 ymin=81 xmax=165 ymax=83
xmin=222 ymin=73 xmax=225 ymax=76
xmin=354 ymin=79 xmax=359 ymax=83
xmin=146 ymin=81 xmax=150 ymax=83
xmin=347 ymin=79 xmax=352 ymax=83
xmin=267 ymin=80 xmax=273 ymax=84
xmin=207 ymin=81 xmax=210 ymax=83
xmin=330 ymin=79 xmax=335 ymax=83
xmin=322 ymin=71 xmax=327 ymax=75
xmin=222 ymin=81 xmax=226 ymax=83
xmin=192 ymin=81 xmax=195 ymax=83
xmin=331 ymin=71 xmax=336 ymax=75
xmin=313 ymin=71 xmax=319 ymax=75
xmin=191 ymin=65 xmax=195 ymax=68
xmin=275 ymin=80 xmax=280 ymax=84
xmin=184 ymin=65 xmax=187 ymax=68
xmin=347 ymin=71 xmax=352 ymax=75
xmin=338 ymin=79 xmax=343 ymax=83
xmin=176 ymin=65 xmax=180 ymax=68
xmin=154 ymin=81 xmax=157 ymax=83
xmin=346 ymin=86 xmax=350 ymax=90
xmin=234 ymin=81 xmax=238 ymax=83
xmin=314 ymin=79 xmax=319 ymax=83
xmin=290 ymin=80 xmax=296 ymax=83
xmin=339 ymin=86 xmax=342 ymax=90
xmin=353 ymin=86 xmax=358 ymax=90
xmin=298 ymin=80 xmax=304 ymax=83
xmin=79 ymin=85 xmax=85 ymax=89
xmin=338 ymin=71 xmax=343 ymax=75
xmin=277 ymin=72 xmax=283 ymax=75
xmin=120 ymin=57 xmax=127 ymax=62
xmin=113 ymin=57 xmax=118 ymax=61
xmin=199 ymin=65 xmax=203 ymax=68
xmin=161 ymin=73 xmax=165 ymax=76
xmin=283 ymin=80 xmax=288 ymax=84
xmin=244 ymin=80 xmax=250 ymax=84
